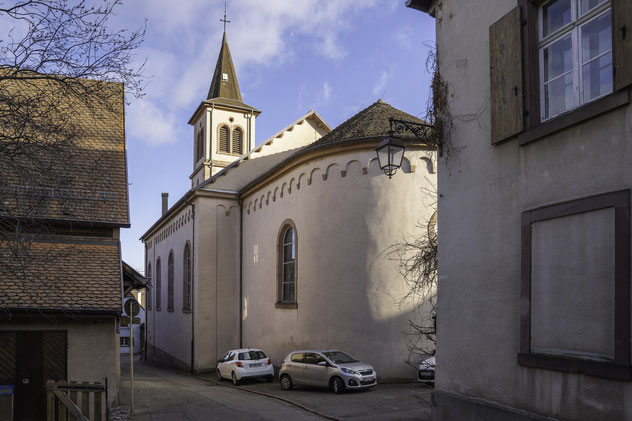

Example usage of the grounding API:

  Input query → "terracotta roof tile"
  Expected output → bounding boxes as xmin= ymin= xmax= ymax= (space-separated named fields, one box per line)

xmin=0 ymin=241 xmax=122 ymax=312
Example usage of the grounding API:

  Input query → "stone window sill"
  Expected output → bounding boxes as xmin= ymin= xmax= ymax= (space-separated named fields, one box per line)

xmin=275 ymin=302 xmax=297 ymax=309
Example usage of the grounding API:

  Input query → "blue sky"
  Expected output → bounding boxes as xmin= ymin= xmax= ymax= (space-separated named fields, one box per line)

xmin=118 ymin=1 xmax=436 ymax=273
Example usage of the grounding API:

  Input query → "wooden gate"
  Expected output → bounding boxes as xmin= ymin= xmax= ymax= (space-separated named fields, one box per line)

xmin=45 ymin=381 xmax=106 ymax=421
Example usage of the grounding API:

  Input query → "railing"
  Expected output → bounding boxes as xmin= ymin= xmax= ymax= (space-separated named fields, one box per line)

xmin=45 ymin=381 xmax=106 ymax=421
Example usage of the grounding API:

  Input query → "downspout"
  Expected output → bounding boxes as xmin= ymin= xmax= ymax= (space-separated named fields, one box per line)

xmin=190 ymin=203 xmax=196 ymax=374
xmin=143 ymin=241 xmax=147 ymax=362
xmin=239 ymin=199 xmax=243 ymax=348
xmin=215 ymin=204 xmax=219 ymax=362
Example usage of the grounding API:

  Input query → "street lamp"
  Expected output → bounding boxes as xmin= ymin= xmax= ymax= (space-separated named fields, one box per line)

xmin=376 ymin=133 xmax=405 ymax=178
xmin=376 ymin=117 xmax=436 ymax=178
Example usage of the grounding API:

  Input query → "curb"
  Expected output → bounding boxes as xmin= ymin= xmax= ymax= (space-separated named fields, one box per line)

xmin=195 ymin=375 xmax=340 ymax=421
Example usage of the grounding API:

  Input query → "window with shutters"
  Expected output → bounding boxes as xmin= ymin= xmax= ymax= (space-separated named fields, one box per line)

xmin=218 ymin=125 xmax=230 ymax=153
xmin=183 ymin=242 xmax=191 ymax=312
xmin=490 ymin=0 xmax=631 ymax=145
xmin=156 ymin=258 xmax=161 ymax=311
xmin=276 ymin=220 xmax=298 ymax=308
xmin=147 ymin=263 xmax=152 ymax=310
xmin=167 ymin=250 xmax=174 ymax=311
xmin=232 ymin=127 xmax=243 ymax=155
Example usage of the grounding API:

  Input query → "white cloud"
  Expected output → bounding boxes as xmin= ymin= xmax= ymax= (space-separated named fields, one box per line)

xmin=127 ymin=100 xmax=180 ymax=146
xmin=371 ymin=71 xmax=390 ymax=97
xmin=320 ymin=82 xmax=332 ymax=103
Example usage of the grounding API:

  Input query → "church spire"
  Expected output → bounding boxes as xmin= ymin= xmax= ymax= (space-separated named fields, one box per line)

xmin=207 ymin=5 xmax=242 ymax=101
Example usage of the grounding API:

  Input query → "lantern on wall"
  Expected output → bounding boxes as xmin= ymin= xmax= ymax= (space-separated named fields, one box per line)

xmin=376 ymin=133 xmax=405 ymax=178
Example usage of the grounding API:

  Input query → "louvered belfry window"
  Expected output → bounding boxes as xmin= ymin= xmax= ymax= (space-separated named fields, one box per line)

xmin=219 ymin=125 xmax=230 ymax=153
xmin=232 ymin=127 xmax=243 ymax=155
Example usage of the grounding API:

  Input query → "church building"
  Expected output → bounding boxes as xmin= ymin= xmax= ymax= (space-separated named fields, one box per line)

xmin=141 ymin=30 xmax=437 ymax=379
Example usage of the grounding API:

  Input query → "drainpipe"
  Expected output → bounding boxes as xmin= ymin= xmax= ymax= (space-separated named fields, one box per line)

xmin=239 ymin=199 xmax=243 ymax=348
xmin=190 ymin=203 xmax=196 ymax=374
xmin=215 ymin=204 xmax=219 ymax=362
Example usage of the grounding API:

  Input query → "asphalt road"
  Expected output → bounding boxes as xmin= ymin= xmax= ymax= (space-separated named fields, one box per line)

xmin=120 ymin=355 xmax=432 ymax=420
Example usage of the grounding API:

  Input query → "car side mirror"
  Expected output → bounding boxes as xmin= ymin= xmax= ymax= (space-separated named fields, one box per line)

xmin=318 ymin=361 xmax=327 ymax=366
xmin=217 ymin=359 xmax=224 ymax=363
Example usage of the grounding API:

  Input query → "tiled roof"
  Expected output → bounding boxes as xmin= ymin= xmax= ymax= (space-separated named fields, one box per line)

xmin=0 ymin=71 xmax=129 ymax=225
xmin=0 ymin=240 xmax=122 ymax=313
xmin=305 ymin=99 xmax=426 ymax=150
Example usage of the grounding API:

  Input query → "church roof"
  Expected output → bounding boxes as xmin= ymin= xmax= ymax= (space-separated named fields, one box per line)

xmin=304 ymin=99 xmax=426 ymax=151
xmin=207 ymin=32 xmax=242 ymax=102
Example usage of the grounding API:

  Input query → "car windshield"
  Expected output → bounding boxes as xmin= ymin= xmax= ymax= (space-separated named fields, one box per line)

xmin=322 ymin=351 xmax=358 ymax=364
xmin=238 ymin=351 xmax=267 ymax=360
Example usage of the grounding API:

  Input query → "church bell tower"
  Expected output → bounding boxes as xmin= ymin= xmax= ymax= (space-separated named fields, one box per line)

xmin=188 ymin=16 xmax=261 ymax=187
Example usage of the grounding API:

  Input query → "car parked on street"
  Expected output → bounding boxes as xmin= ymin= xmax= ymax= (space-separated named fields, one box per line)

xmin=417 ymin=356 xmax=435 ymax=386
xmin=279 ymin=350 xmax=376 ymax=394
xmin=217 ymin=348 xmax=274 ymax=385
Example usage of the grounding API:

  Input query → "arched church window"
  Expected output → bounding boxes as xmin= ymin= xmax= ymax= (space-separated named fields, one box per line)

xmin=196 ymin=128 xmax=204 ymax=161
xmin=156 ymin=258 xmax=162 ymax=311
xmin=232 ymin=127 xmax=243 ymax=155
xmin=219 ymin=125 xmax=230 ymax=153
xmin=277 ymin=221 xmax=297 ymax=307
xmin=147 ymin=263 xmax=152 ymax=310
xmin=183 ymin=243 xmax=192 ymax=312
xmin=167 ymin=250 xmax=174 ymax=311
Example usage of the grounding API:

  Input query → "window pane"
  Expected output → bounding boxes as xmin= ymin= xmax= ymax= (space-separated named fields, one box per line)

xmin=583 ymin=52 xmax=612 ymax=101
xmin=284 ymin=244 xmax=295 ymax=262
xmin=543 ymin=34 xmax=573 ymax=82
xmin=581 ymin=11 xmax=611 ymax=63
xmin=284 ymin=262 xmax=295 ymax=283
xmin=283 ymin=282 xmax=295 ymax=302
xmin=580 ymin=0 xmax=607 ymax=15
xmin=544 ymin=72 xmax=574 ymax=118
xmin=284 ymin=227 xmax=294 ymax=245
xmin=543 ymin=0 xmax=571 ymax=37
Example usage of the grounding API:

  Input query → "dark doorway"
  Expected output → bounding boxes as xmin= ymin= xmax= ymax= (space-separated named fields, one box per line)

xmin=5 ymin=331 xmax=67 ymax=421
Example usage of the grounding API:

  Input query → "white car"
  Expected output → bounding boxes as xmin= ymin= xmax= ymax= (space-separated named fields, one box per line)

xmin=216 ymin=348 xmax=274 ymax=385
xmin=417 ymin=356 xmax=435 ymax=386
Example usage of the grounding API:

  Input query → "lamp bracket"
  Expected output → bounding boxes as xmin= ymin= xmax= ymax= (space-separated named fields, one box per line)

xmin=389 ymin=117 xmax=441 ymax=156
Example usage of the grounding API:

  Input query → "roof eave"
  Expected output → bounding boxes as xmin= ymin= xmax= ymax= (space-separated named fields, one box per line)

xmin=405 ymin=0 xmax=436 ymax=16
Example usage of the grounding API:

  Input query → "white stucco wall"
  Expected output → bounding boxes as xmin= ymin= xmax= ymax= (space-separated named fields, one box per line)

xmin=434 ymin=0 xmax=632 ymax=418
xmin=241 ymin=147 xmax=436 ymax=379
xmin=145 ymin=206 xmax=194 ymax=371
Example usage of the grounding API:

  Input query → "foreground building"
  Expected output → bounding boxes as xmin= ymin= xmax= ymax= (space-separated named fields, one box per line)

xmin=409 ymin=0 xmax=632 ymax=419
xmin=0 ymin=74 xmax=128 ymax=417
xmin=141 ymin=32 xmax=437 ymax=378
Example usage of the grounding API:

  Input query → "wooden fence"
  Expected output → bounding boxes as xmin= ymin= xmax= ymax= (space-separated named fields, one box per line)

xmin=45 ymin=380 xmax=106 ymax=421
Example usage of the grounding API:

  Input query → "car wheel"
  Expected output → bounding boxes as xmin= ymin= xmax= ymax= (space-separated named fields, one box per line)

xmin=280 ymin=374 xmax=293 ymax=391
xmin=216 ymin=367 xmax=222 ymax=381
xmin=265 ymin=375 xmax=274 ymax=383
xmin=232 ymin=372 xmax=239 ymax=386
xmin=332 ymin=376 xmax=345 ymax=394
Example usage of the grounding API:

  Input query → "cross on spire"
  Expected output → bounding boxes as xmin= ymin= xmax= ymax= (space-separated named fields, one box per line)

xmin=220 ymin=2 xmax=230 ymax=32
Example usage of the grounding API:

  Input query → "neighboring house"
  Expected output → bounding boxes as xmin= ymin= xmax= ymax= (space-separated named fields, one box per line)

xmin=0 ymin=73 xmax=129 ymax=418
xmin=409 ymin=0 xmax=632 ymax=419
xmin=141 ymin=31 xmax=437 ymax=378
xmin=121 ymin=262 xmax=147 ymax=355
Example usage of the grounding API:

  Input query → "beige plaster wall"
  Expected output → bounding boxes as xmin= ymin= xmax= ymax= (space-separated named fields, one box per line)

xmin=193 ymin=195 xmax=241 ymax=372
xmin=252 ymin=117 xmax=329 ymax=158
xmin=1 ymin=318 xmax=120 ymax=406
xmin=434 ymin=0 xmax=632 ymax=419
xmin=241 ymin=147 xmax=436 ymax=379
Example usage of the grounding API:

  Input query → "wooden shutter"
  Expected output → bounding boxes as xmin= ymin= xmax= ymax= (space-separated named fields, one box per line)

xmin=219 ymin=126 xmax=229 ymax=153
xmin=489 ymin=7 xmax=524 ymax=144
xmin=232 ymin=128 xmax=243 ymax=155
xmin=42 ymin=331 xmax=66 ymax=380
xmin=0 ymin=332 xmax=16 ymax=383
xmin=613 ymin=0 xmax=632 ymax=91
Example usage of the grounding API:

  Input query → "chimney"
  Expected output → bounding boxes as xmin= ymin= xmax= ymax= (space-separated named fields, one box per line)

xmin=161 ymin=192 xmax=169 ymax=215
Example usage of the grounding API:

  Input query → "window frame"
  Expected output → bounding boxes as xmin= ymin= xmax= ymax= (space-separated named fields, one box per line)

xmin=518 ymin=190 xmax=631 ymax=379
xmin=155 ymin=258 xmax=161 ymax=311
xmin=515 ymin=0 xmax=629 ymax=146
xmin=276 ymin=220 xmax=298 ymax=309
xmin=183 ymin=242 xmax=192 ymax=312
xmin=146 ymin=263 xmax=152 ymax=310
xmin=217 ymin=124 xmax=230 ymax=154
xmin=167 ymin=250 xmax=174 ymax=312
